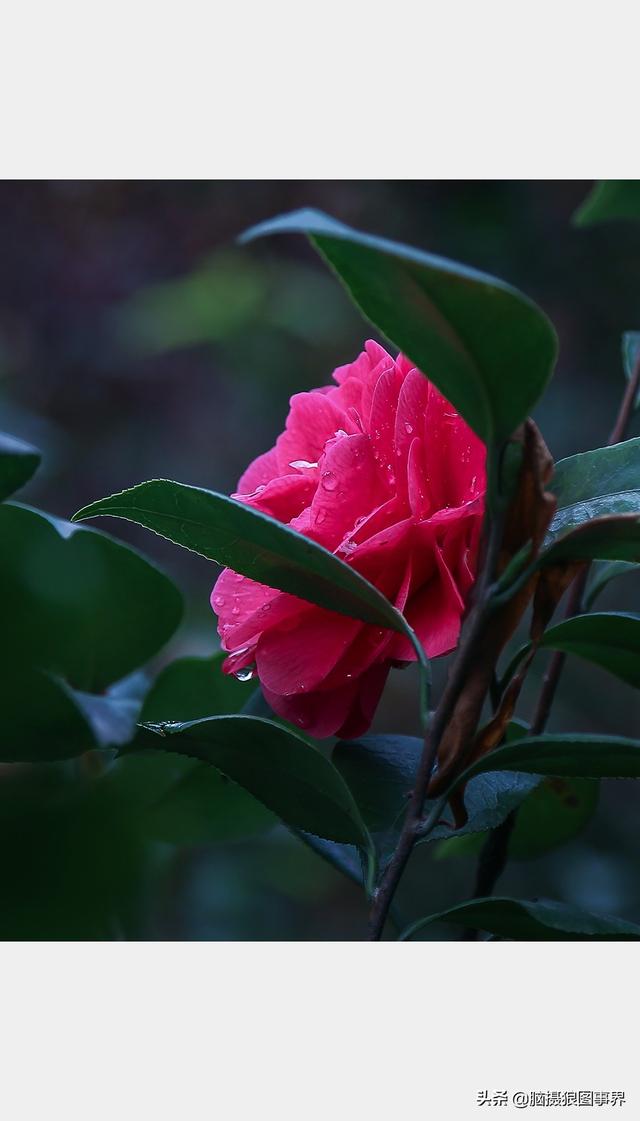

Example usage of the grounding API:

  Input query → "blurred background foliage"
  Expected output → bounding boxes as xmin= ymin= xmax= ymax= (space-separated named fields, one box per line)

xmin=2 ymin=180 xmax=640 ymax=939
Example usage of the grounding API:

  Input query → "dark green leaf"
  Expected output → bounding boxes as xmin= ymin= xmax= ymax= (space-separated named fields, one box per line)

xmin=333 ymin=734 xmax=538 ymax=854
xmin=2 ymin=503 xmax=183 ymax=691
xmin=622 ymin=332 xmax=640 ymax=408
xmin=437 ymin=775 xmax=599 ymax=862
xmin=141 ymin=651 xmax=254 ymax=723
xmin=547 ymin=495 xmax=640 ymax=548
xmin=400 ymin=897 xmax=640 ymax=940
xmin=0 ymin=666 xmax=97 ymax=762
xmin=242 ymin=208 xmax=557 ymax=444
xmin=425 ymin=771 xmax=540 ymax=843
xmin=145 ymin=767 xmax=275 ymax=845
xmin=573 ymin=181 xmax=640 ymax=226
xmin=70 ymin=672 xmax=148 ymax=747
xmin=551 ymin=437 xmax=640 ymax=512
xmin=584 ymin=560 xmax=638 ymax=609
xmin=293 ymin=833 xmax=363 ymax=887
xmin=72 ymin=480 xmax=412 ymax=638
xmin=0 ymin=667 xmax=148 ymax=763
xmin=540 ymin=514 xmax=640 ymax=566
xmin=0 ymin=432 xmax=40 ymax=502
xmin=457 ymin=733 xmax=640 ymax=787
xmin=541 ymin=438 xmax=640 ymax=562
xmin=509 ymin=777 xmax=599 ymax=859
xmin=136 ymin=714 xmax=371 ymax=846
xmin=332 ymin=735 xmax=422 ymax=832
xmin=133 ymin=651 xmax=273 ymax=844
xmin=541 ymin=612 xmax=640 ymax=689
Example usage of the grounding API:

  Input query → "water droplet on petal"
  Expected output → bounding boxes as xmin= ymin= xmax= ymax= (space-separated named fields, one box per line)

xmin=315 ymin=508 xmax=327 ymax=526
xmin=338 ymin=539 xmax=357 ymax=557
xmin=231 ymin=606 xmax=241 ymax=616
xmin=404 ymin=422 xmax=414 ymax=435
xmin=234 ymin=665 xmax=256 ymax=683
xmin=289 ymin=459 xmax=318 ymax=470
xmin=213 ymin=595 xmax=225 ymax=607
xmin=321 ymin=470 xmax=338 ymax=492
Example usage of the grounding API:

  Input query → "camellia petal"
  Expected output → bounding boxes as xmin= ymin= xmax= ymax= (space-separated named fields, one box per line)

xmin=211 ymin=342 xmax=487 ymax=738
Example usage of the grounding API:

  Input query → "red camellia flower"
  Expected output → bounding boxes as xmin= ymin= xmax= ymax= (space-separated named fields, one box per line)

xmin=212 ymin=341 xmax=487 ymax=738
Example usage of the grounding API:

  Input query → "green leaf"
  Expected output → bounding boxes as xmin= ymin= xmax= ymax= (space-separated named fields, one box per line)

xmin=426 ymin=772 xmax=540 ymax=843
xmin=584 ymin=560 xmax=638 ymax=609
xmin=540 ymin=514 xmax=640 ymax=566
xmin=437 ymin=775 xmax=599 ymax=862
xmin=242 ymin=208 xmax=557 ymax=444
xmin=551 ymin=437 xmax=640 ymax=512
xmin=0 ymin=666 xmax=98 ymax=762
xmin=0 ymin=667 xmax=147 ymax=763
xmin=140 ymin=651 xmax=254 ymax=723
xmin=135 ymin=714 xmax=371 ymax=846
xmin=69 ymin=672 xmax=148 ymax=747
xmin=130 ymin=651 xmax=273 ymax=845
xmin=548 ymin=494 xmax=640 ymax=547
xmin=509 ymin=777 xmax=599 ymax=859
xmin=0 ymin=432 xmax=40 ymax=502
xmin=541 ymin=612 xmax=640 ymax=689
xmin=293 ymin=833 xmax=364 ymax=887
xmin=144 ymin=767 xmax=275 ymax=845
xmin=72 ymin=479 xmax=413 ymax=639
xmin=332 ymin=734 xmax=538 ymax=852
xmin=332 ymin=735 xmax=421 ymax=832
xmin=573 ymin=181 xmax=640 ymax=226
xmin=622 ymin=332 xmax=640 ymax=408
xmin=543 ymin=437 xmax=640 ymax=556
xmin=400 ymin=897 xmax=640 ymax=941
xmin=456 ymin=733 xmax=640 ymax=787
xmin=2 ymin=503 xmax=183 ymax=691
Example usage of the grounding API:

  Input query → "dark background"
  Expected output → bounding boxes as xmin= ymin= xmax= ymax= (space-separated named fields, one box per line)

xmin=2 ymin=180 xmax=639 ymax=939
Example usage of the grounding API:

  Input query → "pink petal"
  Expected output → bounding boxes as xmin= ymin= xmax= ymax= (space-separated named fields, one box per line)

xmin=335 ymin=662 xmax=392 ymax=739
xmin=406 ymin=436 xmax=429 ymax=519
xmin=293 ymin=432 xmax=381 ymax=552
xmin=261 ymin=677 xmax=361 ymax=738
xmin=237 ymin=446 xmax=280 ymax=495
xmin=274 ymin=391 xmax=349 ymax=475
xmin=234 ymin=472 xmax=315 ymax=523
xmin=213 ymin=570 xmax=299 ymax=650
xmin=255 ymin=608 xmax=362 ymax=695
xmin=393 ymin=367 xmax=430 ymax=473
xmin=423 ymin=384 xmax=486 ymax=509
xmin=368 ymin=364 xmax=404 ymax=475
